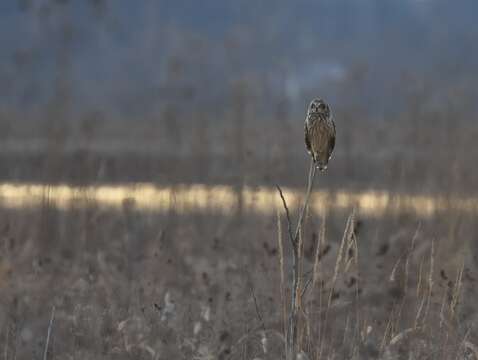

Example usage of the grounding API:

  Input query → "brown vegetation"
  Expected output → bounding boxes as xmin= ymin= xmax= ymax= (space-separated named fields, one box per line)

xmin=1 ymin=2 xmax=478 ymax=359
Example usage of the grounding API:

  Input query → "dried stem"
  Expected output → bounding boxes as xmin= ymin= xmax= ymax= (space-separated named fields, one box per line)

xmin=293 ymin=161 xmax=317 ymax=244
xmin=43 ymin=306 xmax=56 ymax=360
xmin=277 ymin=159 xmax=318 ymax=360
xmin=277 ymin=210 xmax=287 ymax=351
xmin=276 ymin=185 xmax=294 ymax=243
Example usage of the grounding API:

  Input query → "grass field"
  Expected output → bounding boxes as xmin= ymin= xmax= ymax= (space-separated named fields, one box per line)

xmin=0 ymin=175 xmax=477 ymax=359
xmin=1 ymin=94 xmax=478 ymax=359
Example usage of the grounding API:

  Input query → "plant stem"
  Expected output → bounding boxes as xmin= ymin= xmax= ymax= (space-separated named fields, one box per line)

xmin=43 ymin=306 xmax=56 ymax=360
xmin=282 ymin=159 xmax=317 ymax=360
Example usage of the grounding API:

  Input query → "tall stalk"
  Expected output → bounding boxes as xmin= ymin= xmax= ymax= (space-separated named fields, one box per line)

xmin=277 ymin=159 xmax=317 ymax=360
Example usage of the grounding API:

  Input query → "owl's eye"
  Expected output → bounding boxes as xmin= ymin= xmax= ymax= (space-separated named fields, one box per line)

xmin=319 ymin=103 xmax=325 ymax=110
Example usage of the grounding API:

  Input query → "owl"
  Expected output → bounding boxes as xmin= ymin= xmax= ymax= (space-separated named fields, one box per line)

xmin=304 ymin=98 xmax=336 ymax=171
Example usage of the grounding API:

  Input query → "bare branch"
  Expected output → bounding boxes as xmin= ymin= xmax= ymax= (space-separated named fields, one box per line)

xmin=276 ymin=184 xmax=294 ymax=245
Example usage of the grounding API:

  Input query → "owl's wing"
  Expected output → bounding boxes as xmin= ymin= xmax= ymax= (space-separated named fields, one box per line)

xmin=328 ymin=119 xmax=336 ymax=159
xmin=304 ymin=121 xmax=312 ymax=155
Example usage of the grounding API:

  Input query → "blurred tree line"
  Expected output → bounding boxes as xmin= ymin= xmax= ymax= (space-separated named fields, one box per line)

xmin=0 ymin=0 xmax=476 ymax=193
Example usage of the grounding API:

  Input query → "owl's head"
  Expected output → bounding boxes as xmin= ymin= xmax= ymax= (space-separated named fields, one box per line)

xmin=308 ymin=98 xmax=330 ymax=117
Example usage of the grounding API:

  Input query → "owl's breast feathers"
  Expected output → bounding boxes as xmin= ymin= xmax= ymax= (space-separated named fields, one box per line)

xmin=305 ymin=114 xmax=336 ymax=171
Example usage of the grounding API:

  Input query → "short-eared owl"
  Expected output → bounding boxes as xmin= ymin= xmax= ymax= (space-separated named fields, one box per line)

xmin=304 ymin=98 xmax=336 ymax=171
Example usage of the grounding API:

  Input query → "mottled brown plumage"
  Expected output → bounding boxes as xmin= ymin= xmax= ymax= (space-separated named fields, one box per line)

xmin=304 ymin=98 xmax=336 ymax=171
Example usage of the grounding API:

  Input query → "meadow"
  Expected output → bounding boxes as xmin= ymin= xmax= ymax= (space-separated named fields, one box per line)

xmin=0 ymin=124 xmax=477 ymax=359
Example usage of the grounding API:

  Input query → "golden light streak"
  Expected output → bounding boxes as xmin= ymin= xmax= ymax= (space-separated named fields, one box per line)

xmin=0 ymin=182 xmax=476 ymax=218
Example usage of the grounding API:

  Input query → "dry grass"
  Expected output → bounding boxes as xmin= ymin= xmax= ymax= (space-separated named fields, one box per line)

xmin=271 ymin=163 xmax=478 ymax=360
xmin=0 ymin=181 xmax=476 ymax=359
xmin=1 ymin=76 xmax=478 ymax=358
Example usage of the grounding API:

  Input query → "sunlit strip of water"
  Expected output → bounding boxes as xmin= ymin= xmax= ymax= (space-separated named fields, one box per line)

xmin=0 ymin=183 xmax=476 ymax=218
